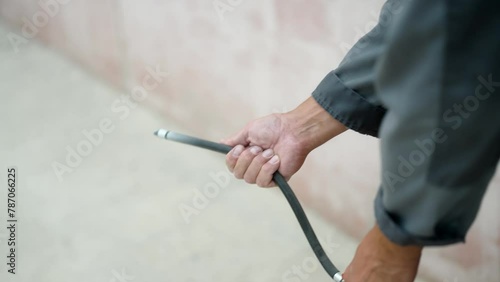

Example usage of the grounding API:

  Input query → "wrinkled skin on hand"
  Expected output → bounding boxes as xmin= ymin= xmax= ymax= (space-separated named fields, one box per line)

xmin=222 ymin=113 xmax=310 ymax=187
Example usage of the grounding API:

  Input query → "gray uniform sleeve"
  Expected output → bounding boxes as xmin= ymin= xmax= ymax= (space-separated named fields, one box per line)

xmin=311 ymin=0 xmax=402 ymax=136
xmin=375 ymin=0 xmax=500 ymax=245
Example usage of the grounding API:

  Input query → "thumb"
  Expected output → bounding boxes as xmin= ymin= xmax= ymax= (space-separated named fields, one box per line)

xmin=221 ymin=128 xmax=249 ymax=147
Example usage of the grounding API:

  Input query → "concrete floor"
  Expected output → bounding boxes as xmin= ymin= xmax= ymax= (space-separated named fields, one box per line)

xmin=0 ymin=23 xmax=429 ymax=282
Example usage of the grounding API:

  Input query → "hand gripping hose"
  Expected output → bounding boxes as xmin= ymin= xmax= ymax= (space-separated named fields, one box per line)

xmin=155 ymin=129 xmax=344 ymax=282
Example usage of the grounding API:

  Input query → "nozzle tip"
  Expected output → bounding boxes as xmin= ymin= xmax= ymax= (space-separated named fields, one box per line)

xmin=154 ymin=129 xmax=169 ymax=138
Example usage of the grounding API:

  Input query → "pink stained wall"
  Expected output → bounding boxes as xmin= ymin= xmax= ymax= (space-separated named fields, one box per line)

xmin=1 ymin=0 xmax=498 ymax=281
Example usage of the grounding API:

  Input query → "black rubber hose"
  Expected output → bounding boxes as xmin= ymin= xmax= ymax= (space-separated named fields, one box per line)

xmin=155 ymin=129 xmax=344 ymax=281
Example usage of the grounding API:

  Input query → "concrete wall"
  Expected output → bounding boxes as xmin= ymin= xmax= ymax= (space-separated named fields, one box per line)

xmin=1 ymin=0 xmax=498 ymax=281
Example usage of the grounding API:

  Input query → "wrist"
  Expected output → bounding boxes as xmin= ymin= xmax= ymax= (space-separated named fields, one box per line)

xmin=283 ymin=97 xmax=347 ymax=152
xmin=372 ymin=224 xmax=423 ymax=262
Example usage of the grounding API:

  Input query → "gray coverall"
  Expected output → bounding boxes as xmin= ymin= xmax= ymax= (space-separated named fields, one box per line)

xmin=312 ymin=0 xmax=500 ymax=245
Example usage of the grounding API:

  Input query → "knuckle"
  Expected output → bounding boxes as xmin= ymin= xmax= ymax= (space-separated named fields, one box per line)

xmin=225 ymin=158 xmax=234 ymax=172
xmin=233 ymin=168 xmax=244 ymax=179
xmin=240 ymin=150 xmax=254 ymax=161
xmin=256 ymin=175 xmax=271 ymax=187
xmin=266 ymin=184 xmax=275 ymax=188
xmin=262 ymin=163 xmax=276 ymax=173
xmin=257 ymin=155 xmax=271 ymax=165
xmin=243 ymin=173 xmax=256 ymax=184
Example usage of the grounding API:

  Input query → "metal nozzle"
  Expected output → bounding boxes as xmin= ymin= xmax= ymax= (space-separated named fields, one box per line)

xmin=154 ymin=128 xmax=169 ymax=139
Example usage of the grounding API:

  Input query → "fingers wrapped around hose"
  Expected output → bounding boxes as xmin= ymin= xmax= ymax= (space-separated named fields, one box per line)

xmin=226 ymin=145 xmax=280 ymax=187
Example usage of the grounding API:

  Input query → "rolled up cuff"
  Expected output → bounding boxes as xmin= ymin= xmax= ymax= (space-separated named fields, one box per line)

xmin=374 ymin=188 xmax=466 ymax=246
xmin=312 ymin=71 xmax=386 ymax=137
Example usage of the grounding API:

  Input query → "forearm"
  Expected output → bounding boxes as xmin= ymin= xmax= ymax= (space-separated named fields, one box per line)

xmin=344 ymin=223 xmax=422 ymax=281
xmin=283 ymin=96 xmax=347 ymax=153
xmin=369 ymin=224 xmax=423 ymax=261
